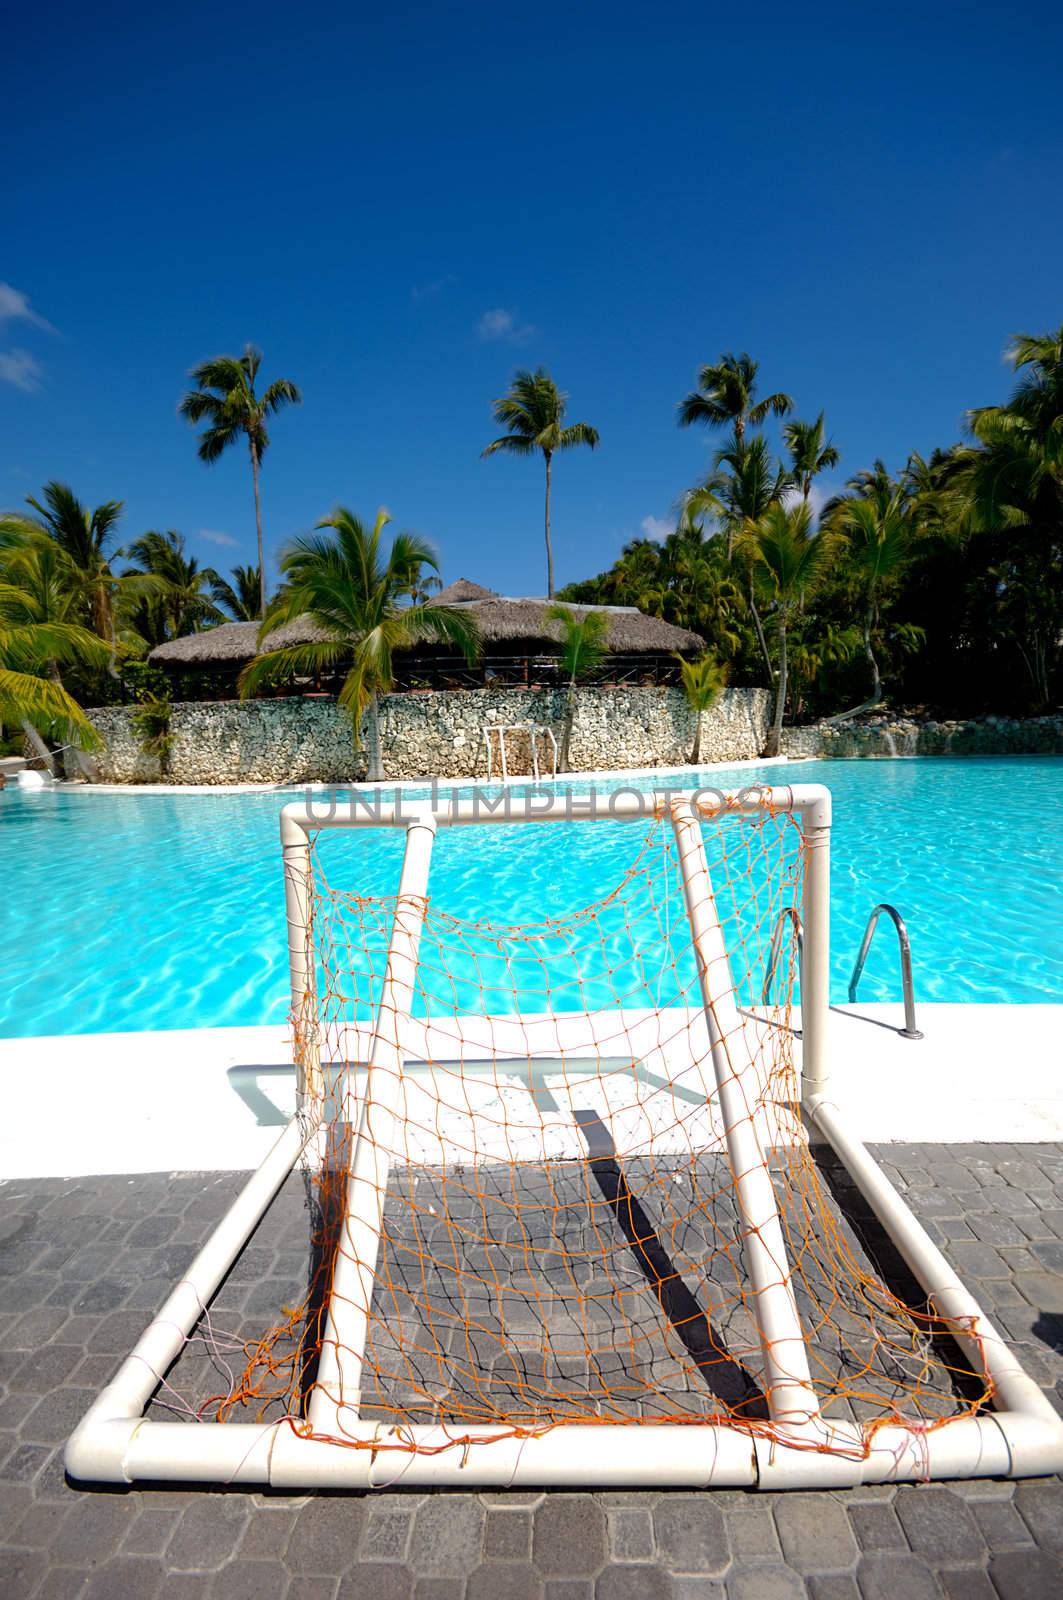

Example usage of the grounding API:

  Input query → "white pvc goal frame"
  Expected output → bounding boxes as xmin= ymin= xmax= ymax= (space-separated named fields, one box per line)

xmin=66 ymin=784 xmax=1063 ymax=1490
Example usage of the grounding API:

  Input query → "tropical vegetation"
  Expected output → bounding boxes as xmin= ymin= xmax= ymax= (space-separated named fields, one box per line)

xmin=675 ymin=653 xmax=727 ymax=764
xmin=544 ymin=603 xmax=611 ymax=770
xmin=238 ymin=508 xmax=481 ymax=780
xmin=2 ymin=321 xmax=1060 ymax=771
xmin=563 ymin=325 xmax=1063 ymax=734
xmin=0 ymin=518 xmax=111 ymax=761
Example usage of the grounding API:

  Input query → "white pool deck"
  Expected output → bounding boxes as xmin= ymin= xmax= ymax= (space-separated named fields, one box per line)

xmin=2 ymin=1001 xmax=1060 ymax=1181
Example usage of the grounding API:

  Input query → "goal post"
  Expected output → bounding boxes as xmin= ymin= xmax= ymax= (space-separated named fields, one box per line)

xmin=66 ymin=783 xmax=1063 ymax=1490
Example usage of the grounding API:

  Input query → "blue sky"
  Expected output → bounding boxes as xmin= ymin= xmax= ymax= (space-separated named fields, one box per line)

xmin=3 ymin=0 xmax=1061 ymax=597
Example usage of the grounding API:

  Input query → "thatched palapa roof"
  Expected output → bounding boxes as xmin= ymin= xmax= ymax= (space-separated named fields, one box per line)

xmin=429 ymin=584 xmax=703 ymax=653
xmin=148 ymin=583 xmax=703 ymax=667
xmin=149 ymin=617 xmax=332 ymax=665
xmin=433 ymin=579 xmax=497 ymax=604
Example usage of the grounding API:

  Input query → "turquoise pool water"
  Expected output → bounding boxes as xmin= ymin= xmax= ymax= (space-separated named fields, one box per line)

xmin=1 ymin=757 xmax=1060 ymax=1038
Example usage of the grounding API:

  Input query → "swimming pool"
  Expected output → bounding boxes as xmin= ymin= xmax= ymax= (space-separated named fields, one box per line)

xmin=1 ymin=757 xmax=1060 ymax=1037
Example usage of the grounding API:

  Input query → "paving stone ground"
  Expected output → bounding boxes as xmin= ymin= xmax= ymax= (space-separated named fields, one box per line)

xmin=2 ymin=1142 xmax=1062 ymax=1598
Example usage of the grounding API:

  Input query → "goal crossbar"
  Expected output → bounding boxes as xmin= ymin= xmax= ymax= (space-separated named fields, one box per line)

xmin=66 ymin=784 xmax=1063 ymax=1489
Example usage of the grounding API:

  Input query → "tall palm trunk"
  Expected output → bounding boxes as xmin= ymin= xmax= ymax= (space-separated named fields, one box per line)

xmin=559 ymin=676 xmax=576 ymax=771
xmin=365 ymin=692 xmax=384 ymax=782
xmin=748 ymin=579 xmax=774 ymax=685
xmin=47 ymin=660 xmax=96 ymax=778
xmin=20 ymin=720 xmax=55 ymax=775
xmin=249 ymin=434 xmax=267 ymax=618
xmin=862 ymin=604 xmax=882 ymax=703
xmin=92 ymin=581 xmax=119 ymax=678
xmin=823 ymin=594 xmax=884 ymax=724
xmin=764 ymin=613 xmax=788 ymax=757
xmin=689 ymin=711 xmax=702 ymax=765
xmin=543 ymin=450 xmax=555 ymax=598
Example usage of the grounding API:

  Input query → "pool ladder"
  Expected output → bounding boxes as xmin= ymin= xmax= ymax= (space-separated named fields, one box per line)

xmin=761 ymin=902 xmax=923 ymax=1040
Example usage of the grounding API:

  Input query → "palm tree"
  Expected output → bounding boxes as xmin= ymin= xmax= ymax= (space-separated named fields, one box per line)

xmin=970 ymin=323 xmax=1063 ymax=437
xmin=0 ymin=522 xmax=111 ymax=764
xmin=826 ymin=488 xmax=918 ymax=717
xmin=688 ymin=433 xmax=790 ymax=679
xmin=782 ymin=413 xmax=840 ymax=502
xmin=788 ymin=620 xmax=861 ymax=722
xmin=239 ymin=508 xmax=480 ymax=781
xmin=674 ymin=654 xmax=726 ymax=764
xmin=482 ymin=368 xmax=599 ymax=598
xmin=748 ymin=501 xmax=832 ymax=755
xmin=24 ymin=481 xmax=124 ymax=652
xmin=678 ymin=352 xmax=792 ymax=442
xmin=178 ymin=346 xmax=302 ymax=618
xmin=544 ymin=604 xmax=610 ymax=771
xmin=210 ymin=564 xmax=263 ymax=621
xmin=122 ymin=531 xmax=224 ymax=644
xmin=405 ymin=572 xmax=442 ymax=605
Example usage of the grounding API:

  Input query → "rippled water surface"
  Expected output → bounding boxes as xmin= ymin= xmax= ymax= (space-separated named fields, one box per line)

xmin=1 ymin=756 xmax=1059 ymax=1037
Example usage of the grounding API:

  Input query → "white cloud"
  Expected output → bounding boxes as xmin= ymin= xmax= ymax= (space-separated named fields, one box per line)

xmin=477 ymin=307 xmax=535 ymax=343
xmin=0 ymin=349 xmax=44 ymax=392
xmin=0 ymin=283 xmax=55 ymax=333
xmin=412 ymin=273 xmax=456 ymax=302
xmin=782 ymin=482 xmax=831 ymax=521
xmin=640 ymin=514 xmax=676 ymax=542
xmin=199 ymin=528 xmax=239 ymax=548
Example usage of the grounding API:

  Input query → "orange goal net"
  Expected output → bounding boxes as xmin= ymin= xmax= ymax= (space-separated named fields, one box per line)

xmin=69 ymin=783 xmax=1063 ymax=1493
xmin=206 ymin=793 xmax=989 ymax=1458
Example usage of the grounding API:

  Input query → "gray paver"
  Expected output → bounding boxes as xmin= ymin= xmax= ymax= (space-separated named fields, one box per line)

xmin=467 ymin=1563 xmax=545 ymax=1600
xmin=410 ymin=1497 xmax=486 ymax=1578
xmin=285 ymin=1495 xmax=365 ymax=1575
xmin=166 ymin=1497 xmax=250 ymax=1573
xmin=596 ymin=1566 xmax=674 ymax=1599
xmin=338 ymin=1566 xmax=413 ymax=1599
xmin=1 ymin=1148 xmax=1063 ymax=1600
xmin=848 ymin=1503 xmax=906 ymax=1552
xmin=533 ymin=1496 xmax=607 ymax=1576
xmin=726 ymin=1564 xmax=804 ymax=1599
xmin=82 ymin=1556 xmax=164 ymax=1600
xmin=653 ymin=1496 xmax=730 ymax=1576
xmin=724 ymin=1501 xmax=780 ymax=1559
xmin=207 ymin=1561 xmax=287 ymax=1600
xmin=363 ymin=1504 xmax=416 ymax=1562
xmin=969 ymin=1496 xmax=1034 ymax=1551
xmin=773 ymin=1495 xmax=857 ymax=1575
xmin=854 ymin=1553 xmax=943 ymax=1599
xmin=606 ymin=1507 xmax=655 ymax=1562
xmin=988 ymin=1549 xmax=1063 ymax=1599
xmin=806 ymin=1579 xmax=860 ymax=1600
xmin=893 ymin=1487 xmax=985 ymax=1563
xmin=1014 ymin=1479 xmax=1063 ymax=1553
xmin=673 ymin=1582 xmax=726 ymax=1600
xmin=485 ymin=1508 xmax=533 ymax=1560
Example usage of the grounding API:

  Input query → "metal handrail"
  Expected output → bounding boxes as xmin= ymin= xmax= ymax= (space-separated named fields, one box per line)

xmin=848 ymin=904 xmax=923 ymax=1040
xmin=761 ymin=908 xmax=803 ymax=1004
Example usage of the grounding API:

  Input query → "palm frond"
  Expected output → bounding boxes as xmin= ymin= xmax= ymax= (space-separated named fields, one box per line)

xmin=0 ymin=668 xmax=101 ymax=748
xmin=237 ymin=639 xmax=347 ymax=699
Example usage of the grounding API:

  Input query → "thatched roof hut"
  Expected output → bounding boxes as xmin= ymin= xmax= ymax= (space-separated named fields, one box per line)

xmin=425 ymin=583 xmax=703 ymax=655
xmin=148 ymin=583 xmax=703 ymax=692
xmin=149 ymin=617 xmax=332 ymax=666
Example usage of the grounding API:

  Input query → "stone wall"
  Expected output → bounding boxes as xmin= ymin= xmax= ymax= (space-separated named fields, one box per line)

xmin=779 ymin=713 xmax=1063 ymax=760
xmin=85 ymin=685 xmax=772 ymax=785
